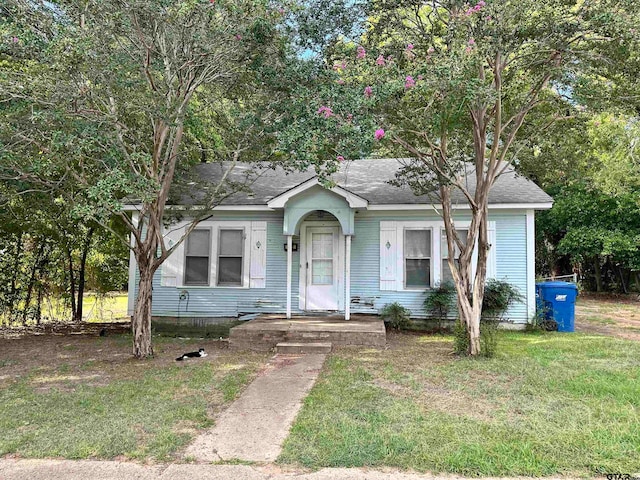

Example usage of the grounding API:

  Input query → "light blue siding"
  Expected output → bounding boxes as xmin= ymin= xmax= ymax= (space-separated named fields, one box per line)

xmin=348 ymin=212 xmax=529 ymax=322
xmin=133 ymin=210 xmax=530 ymax=323
xmin=136 ymin=212 xmax=303 ymax=318
xmin=493 ymin=214 xmax=528 ymax=321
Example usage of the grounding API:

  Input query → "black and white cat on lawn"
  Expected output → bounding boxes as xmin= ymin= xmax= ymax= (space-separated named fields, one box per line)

xmin=175 ymin=348 xmax=208 ymax=361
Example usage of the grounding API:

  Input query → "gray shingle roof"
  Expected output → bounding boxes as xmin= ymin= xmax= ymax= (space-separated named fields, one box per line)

xmin=187 ymin=158 xmax=552 ymax=206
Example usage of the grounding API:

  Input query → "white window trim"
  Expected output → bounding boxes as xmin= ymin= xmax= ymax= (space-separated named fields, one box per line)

xmin=183 ymin=227 xmax=213 ymax=287
xmin=216 ymin=227 xmax=246 ymax=287
xmin=402 ymin=227 xmax=433 ymax=290
xmin=299 ymin=221 xmax=345 ymax=311
xmin=390 ymin=220 xmax=495 ymax=291
xmin=175 ymin=220 xmax=252 ymax=289
xmin=211 ymin=221 xmax=251 ymax=289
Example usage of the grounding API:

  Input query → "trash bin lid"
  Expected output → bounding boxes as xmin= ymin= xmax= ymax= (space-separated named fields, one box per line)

xmin=536 ymin=281 xmax=578 ymax=290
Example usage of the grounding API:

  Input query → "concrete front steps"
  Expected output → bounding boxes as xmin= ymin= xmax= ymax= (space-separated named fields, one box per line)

xmin=229 ymin=314 xmax=386 ymax=352
xmin=276 ymin=342 xmax=332 ymax=354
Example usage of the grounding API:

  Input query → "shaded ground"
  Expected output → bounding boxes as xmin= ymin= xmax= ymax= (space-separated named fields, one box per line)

xmin=0 ymin=334 xmax=268 ymax=460
xmin=0 ymin=321 xmax=130 ymax=341
xmin=575 ymin=294 xmax=640 ymax=341
xmin=280 ymin=330 xmax=640 ymax=477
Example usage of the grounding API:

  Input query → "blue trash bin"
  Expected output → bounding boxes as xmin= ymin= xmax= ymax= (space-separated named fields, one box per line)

xmin=536 ymin=281 xmax=578 ymax=332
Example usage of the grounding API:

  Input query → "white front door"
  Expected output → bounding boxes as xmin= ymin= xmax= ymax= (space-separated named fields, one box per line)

xmin=305 ymin=227 xmax=340 ymax=310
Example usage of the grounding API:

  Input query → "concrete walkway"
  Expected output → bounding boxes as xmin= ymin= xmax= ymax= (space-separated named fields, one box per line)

xmin=185 ymin=353 xmax=326 ymax=462
xmin=0 ymin=459 xmax=577 ymax=480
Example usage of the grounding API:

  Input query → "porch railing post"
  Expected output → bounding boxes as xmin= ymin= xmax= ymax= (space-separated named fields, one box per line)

xmin=345 ymin=235 xmax=351 ymax=320
xmin=286 ymin=235 xmax=293 ymax=319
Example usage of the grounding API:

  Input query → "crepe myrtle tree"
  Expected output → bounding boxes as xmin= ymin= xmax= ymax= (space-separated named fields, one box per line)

xmin=1 ymin=0 xmax=373 ymax=357
xmin=0 ymin=0 xmax=304 ymax=358
xmin=317 ymin=0 xmax=638 ymax=355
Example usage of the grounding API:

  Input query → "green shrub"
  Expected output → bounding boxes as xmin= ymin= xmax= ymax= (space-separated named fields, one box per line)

xmin=453 ymin=320 xmax=498 ymax=357
xmin=453 ymin=280 xmax=523 ymax=357
xmin=379 ymin=302 xmax=412 ymax=330
xmin=424 ymin=281 xmax=456 ymax=332
xmin=526 ymin=306 xmax=558 ymax=332
xmin=481 ymin=279 xmax=525 ymax=321
xmin=480 ymin=319 xmax=499 ymax=357
xmin=452 ymin=321 xmax=469 ymax=354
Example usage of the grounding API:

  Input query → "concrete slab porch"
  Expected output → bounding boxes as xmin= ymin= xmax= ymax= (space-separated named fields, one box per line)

xmin=229 ymin=314 xmax=386 ymax=352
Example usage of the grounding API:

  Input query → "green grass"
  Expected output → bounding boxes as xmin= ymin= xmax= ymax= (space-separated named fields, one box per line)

xmin=279 ymin=331 xmax=640 ymax=477
xmin=0 ymin=337 xmax=267 ymax=461
xmin=2 ymin=292 xmax=129 ymax=324
xmin=82 ymin=293 xmax=129 ymax=322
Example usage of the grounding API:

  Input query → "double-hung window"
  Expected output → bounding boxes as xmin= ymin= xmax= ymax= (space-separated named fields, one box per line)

xmin=217 ymin=229 xmax=244 ymax=286
xmin=184 ymin=229 xmax=211 ymax=286
xmin=441 ymin=229 xmax=467 ymax=284
xmin=404 ymin=229 xmax=431 ymax=288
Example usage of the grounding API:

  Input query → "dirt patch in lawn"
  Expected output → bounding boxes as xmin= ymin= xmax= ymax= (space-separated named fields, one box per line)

xmin=0 ymin=334 xmax=232 ymax=390
xmin=575 ymin=296 xmax=640 ymax=341
xmin=0 ymin=321 xmax=131 ymax=339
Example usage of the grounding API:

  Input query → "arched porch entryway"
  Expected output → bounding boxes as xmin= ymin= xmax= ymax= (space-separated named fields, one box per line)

xmin=273 ymin=182 xmax=365 ymax=320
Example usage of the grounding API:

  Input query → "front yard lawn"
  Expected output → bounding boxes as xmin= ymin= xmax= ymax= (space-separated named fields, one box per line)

xmin=280 ymin=331 xmax=640 ymax=477
xmin=0 ymin=335 xmax=267 ymax=461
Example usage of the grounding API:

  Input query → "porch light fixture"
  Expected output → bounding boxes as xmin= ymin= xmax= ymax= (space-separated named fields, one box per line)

xmin=284 ymin=242 xmax=298 ymax=252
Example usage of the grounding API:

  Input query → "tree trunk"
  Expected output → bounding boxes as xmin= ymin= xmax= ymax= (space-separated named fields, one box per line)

xmin=74 ymin=227 xmax=94 ymax=322
xmin=8 ymin=233 xmax=23 ymax=317
xmin=441 ymin=184 xmax=484 ymax=356
xmin=22 ymin=242 xmax=45 ymax=325
xmin=65 ymin=245 xmax=78 ymax=321
xmin=132 ymin=265 xmax=154 ymax=358
xmin=594 ymin=257 xmax=603 ymax=292
xmin=618 ymin=265 xmax=628 ymax=294
xmin=36 ymin=283 xmax=43 ymax=325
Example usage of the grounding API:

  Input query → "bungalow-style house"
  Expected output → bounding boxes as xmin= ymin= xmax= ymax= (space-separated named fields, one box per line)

xmin=126 ymin=158 xmax=552 ymax=327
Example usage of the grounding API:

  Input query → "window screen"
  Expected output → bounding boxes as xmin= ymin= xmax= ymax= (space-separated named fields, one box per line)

xmin=441 ymin=229 xmax=467 ymax=284
xmin=404 ymin=229 xmax=431 ymax=288
xmin=184 ymin=229 xmax=211 ymax=285
xmin=217 ymin=229 xmax=243 ymax=286
xmin=311 ymin=232 xmax=334 ymax=285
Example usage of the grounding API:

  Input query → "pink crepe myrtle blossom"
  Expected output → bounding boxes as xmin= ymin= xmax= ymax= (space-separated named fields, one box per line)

xmin=468 ymin=38 xmax=476 ymax=45
xmin=427 ymin=46 xmax=435 ymax=54
xmin=375 ymin=55 xmax=386 ymax=66
xmin=374 ymin=129 xmax=385 ymax=141
xmin=417 ymin=75 xmax=424 ymax=81
xmin=337 ymin=155 xmax=345 ymax=162
xmin=337 ymin=79 xmax=345 ymax=85
xmin=364 ymin=85 xmax=373 ymax=98
xmin=356 ymin=46 xmax=366 ymax=59
xmin=317 ymin=106 xmax=334 ymax=118
xmin=11 ymin=36 xmax=19 ymax=43
xmin=235 ymin=34 xmax=242 ymax=40
xmin=405 ymin=75 xmax=416 ymax=89
xmin=465 ymin=0 xmax=485 ymax=15
xmin=406 ymin=43 xmax=414 ymax=51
